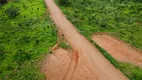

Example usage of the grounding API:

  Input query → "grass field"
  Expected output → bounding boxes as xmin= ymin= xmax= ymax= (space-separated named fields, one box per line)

xmin=0 ymin=0 xmax=142 ymax=80
xmin=0 ymin=0 xmax=57 ymax=79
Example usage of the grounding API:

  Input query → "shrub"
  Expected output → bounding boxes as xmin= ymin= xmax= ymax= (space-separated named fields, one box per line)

xmin=14 ymin=50 xmax=31 ymax=65
xmin=59 ymin=42 xmax=71 ymax=49
xmin=5 ymin=5 xmax=20 ymax=18
xmin=59 ymin=0 xmax=71 ymax=6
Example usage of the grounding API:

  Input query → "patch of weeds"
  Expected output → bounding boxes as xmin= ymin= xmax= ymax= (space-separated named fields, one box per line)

xmin=49 ymin=50 xmax=53 ymax=54
xmin=59 ymin=42 xmax=71 ymax=49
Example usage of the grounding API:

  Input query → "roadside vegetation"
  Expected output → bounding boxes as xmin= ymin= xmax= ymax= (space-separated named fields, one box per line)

xmin=57 ymin=0 xmax=142 ymax=80
xmin=0 ymin=0 xmax=57 ymax=79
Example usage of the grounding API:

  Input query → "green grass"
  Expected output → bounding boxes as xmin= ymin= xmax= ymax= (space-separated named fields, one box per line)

xmin=0 ymin=0 xmax=57 ymax=80
xmin=59 ymin=41 xmax=71 ymax=49
xmin=57 ymin=0 xmax=142 ymax=80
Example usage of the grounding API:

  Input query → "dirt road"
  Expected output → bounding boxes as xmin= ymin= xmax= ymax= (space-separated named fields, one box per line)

xmin=93 ymin=34 xmax=142 ymax=67
xmin=43 ymin=0 xmax=128 ymax=80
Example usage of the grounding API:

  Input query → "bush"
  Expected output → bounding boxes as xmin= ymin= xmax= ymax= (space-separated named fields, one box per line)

xmin=14 ymin=50 xmax=31 ymax=65
xmin=5 ymin=5 xmax=20 ymax=18
xmin=59 ymin=0 xmax=71 ymax=6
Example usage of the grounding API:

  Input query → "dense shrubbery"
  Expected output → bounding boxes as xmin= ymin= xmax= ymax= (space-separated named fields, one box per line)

xmin=59 ymin=0 xmax=71 ymax=6
xmin=0 ymin=0 xmax=57 ymax=79
xmin=5 ymin=5 xmax=20 ymax=18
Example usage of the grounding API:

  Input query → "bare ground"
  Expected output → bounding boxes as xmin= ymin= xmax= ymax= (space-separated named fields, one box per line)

xmin=93 ymin=34 xmax=142 ymax=67
xmin=42 ymin=0 xmax=128 ymax=80
xmin=42 ymin=48 xmax=98 ymax=80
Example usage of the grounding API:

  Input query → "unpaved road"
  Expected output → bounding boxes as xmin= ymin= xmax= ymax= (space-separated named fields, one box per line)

xmin=93 ymin=34 xmax=142 ymax=67
xmin=43 ymin=0 xmax=128 ymax=80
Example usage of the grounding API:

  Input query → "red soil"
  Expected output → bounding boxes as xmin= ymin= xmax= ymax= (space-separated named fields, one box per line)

xmin=93 ymin=34 xmax=142 ymax=67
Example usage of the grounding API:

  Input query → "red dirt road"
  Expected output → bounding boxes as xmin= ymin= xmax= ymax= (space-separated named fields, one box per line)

xmin=43 ymin=0 xmax=128 ymax=80
xmin=93 ymin=34 xmax=142 ymax=67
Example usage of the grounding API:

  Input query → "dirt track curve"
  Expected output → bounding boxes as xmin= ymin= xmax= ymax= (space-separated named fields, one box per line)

xmin=43 ymin=0 xmax=128 ymax=80
xmin=93 ymin=34 xmax=142 ymax=67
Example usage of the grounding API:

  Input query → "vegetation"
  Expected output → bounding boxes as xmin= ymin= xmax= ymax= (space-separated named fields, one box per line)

xmin=0 ymin=0 xmax=142 ymax=80
xmin=5 ymin=5 xmax=20 ymax=18
xmin=57 ymin=0 xmax=142 ymax=80
xmin=58 ymin=0 xmax=71 ymax=6
xmin=0 ymin=0 xmax=57 ymax=79
xmin=59 ymin=41 xmax=71 ymax=49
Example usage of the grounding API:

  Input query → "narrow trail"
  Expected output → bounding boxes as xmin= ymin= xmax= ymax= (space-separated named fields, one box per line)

xmin=43 ymin=0 xmax=128 ymax=80
xmin=93 ymin=34 xmax=142 ymax=67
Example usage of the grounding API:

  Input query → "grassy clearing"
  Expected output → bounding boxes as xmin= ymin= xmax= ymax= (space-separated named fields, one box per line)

xmin=0 ymin=0 xmax=57 ymax=80
xmin=57 ymin=0 xmax=142 ymax=80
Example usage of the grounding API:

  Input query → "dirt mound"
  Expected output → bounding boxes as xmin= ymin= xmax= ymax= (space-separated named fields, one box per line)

xmin=93 ymin=34 xmax=142 ymax=67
